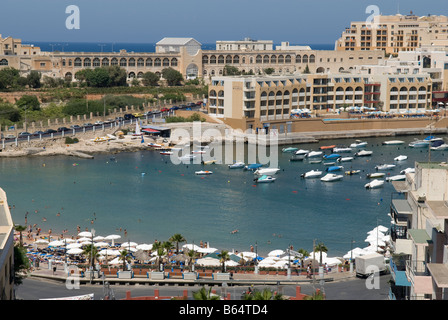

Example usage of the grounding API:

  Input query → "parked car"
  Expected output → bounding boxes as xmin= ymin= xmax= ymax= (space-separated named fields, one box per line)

xmin=57 ymin=127 xmax=70 ymax=132
xmin=70 ymin=125 xmax=81 ymax=130
xmin=4 ymin=134 xmax=16 ymax=139
xmin=132 ymin=113 xmax=144 ymax=118
xmin=82 ymin=123 xmax=93 ymax=127
xmin=44 ymin=129 xmax=57 ymax=134
xmin=196 ymin=101 xmax=203 ymax=106
xmin=187 ymin=102 xmax=195 ymax=107
xmin=33 ymin=131 xmax=45 ymax=136
xmin=170 ymin=106 xmax=179 ymax=111
xmin=124 ymin=114 xmax=135 ymax=120
xmin=160 ymin=108 xmax=170 ymax=112
xmin=18 ymin=132 xmax=32 ymax=138
xmin=94 ymin=121 xmax=104 ymax=125
xmin=115 ymin=117 xmax=124 ymax=122
xmin=179 ymin=105 xmax=187 ymax=109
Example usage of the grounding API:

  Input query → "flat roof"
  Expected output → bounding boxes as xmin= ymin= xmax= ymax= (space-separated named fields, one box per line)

xmin=392 ymin=181 xmax=409 ymax=193
xmin=426 ymin=201 xmax=448 ymax=218
xmin=427 ymin=263 xmax=448 ymax=288
xmin=417 ymin=162 xmax=448 ymax=170
xmin=391 ymin=199 xmax=413 ymax=215
xmin=408 ymin=229 xmax=432 ymax=246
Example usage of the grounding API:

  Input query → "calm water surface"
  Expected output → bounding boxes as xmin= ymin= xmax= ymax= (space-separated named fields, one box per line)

xmin=2 ymin=134 xmax=446 ymax=256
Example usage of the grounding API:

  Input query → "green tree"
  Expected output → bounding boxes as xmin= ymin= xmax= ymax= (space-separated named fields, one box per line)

xmin=193 ymin=287 xmax=220 ymax=300
xmin=242 ymin=288 xmax=285 ymax=300
xmin=264 ymin=68 xmax=275 ymax=75
xmin=223 ymin=65 xmax=241 ymax=76
xmin=82 ymin=244 xmax=99 ymax=267
xmin=119 ymin=249 xmax=132 ymax=270
xmin=14 ymin=245 xmax=30 ymax=285
xmin=298 ymin=248 xmax=309 ymax=270
xmin=14 ymin=225 xmax=27 ymax=247
xmin=26 ymin=70 xmax=42 ymax=88
xmin=314 ymin=242 xmax=328 ymax=265
xmin=303 ymin=64 xmax=311 ymax=74
xmin=141 ymin=71 xmax=160 ymax=86
xmin=217 ymin=250 xmax=230 ymax=273
xmin=105 ymin=65 xmax=127 ymax=87
xmin=0 ymin=68 xmax=20 ymax=89
xmin=0 ymin=101 xmax=21 ymax=123
xmin=88 ymin=68 xmax=111 ymax=87
xmin=16 ymin=95 xmax=40 ymax=111
xmin=162 ymin=68 xmax=183 ymax=86
xmin=169 ymin=234 xmax=186 ymax=254
xmin=186 ymin=249 xmax=199 ymax=271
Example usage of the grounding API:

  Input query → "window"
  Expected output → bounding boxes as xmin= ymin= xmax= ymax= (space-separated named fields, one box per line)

xmin=129 ymin=58 xmax=136 ymax=67
xmin=0 ymin=59 xmax=8 ymax=66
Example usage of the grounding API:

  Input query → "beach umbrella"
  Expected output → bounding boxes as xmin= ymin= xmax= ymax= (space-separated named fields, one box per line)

xmin=195 ymin=257 xmax=221 ymax=267
xmin=93 ymin=236 xmax=105 ymax=241
xmin=67 ymin=248 xmax=83 ymax=255
xmin=62 ymin=238 xmax=76 ymax=243
xmin=104 ymin=234 xmax=121 ymax=246
xmin=34 ymin=239 xmax=49 ymax=245
xmin=134 ymin=250 xmax=150 ymax=262
xmin=240 ymin=251 xmax=257 ymax=259
xmin=94 ymin=241 xmax=109 ymax=247
xmin=66 ymin=243 xmax=82 ymax=249
xmin=197 ymin=247 xmax=218 ymax=254
xmin=109 ymin=257 xmax=121 ymax=265
xmin=48 ymin=240 xmax=65 ymax=247
xmin=268 ymin=249 xmax=284 ymax=257
xmin=77 ymin=237 xmax=91 ymax=242
xmin=172 ymin=254 xmax=188 ymax=263
xmin=183 ymin=244 xmax=200 ymax=251
xmin=99 ymin=249 xmax=120 ymax=256
xmin=121 ymin=241 xmax=138 ymax=248
xmin=136 ymin=244 xmax=153 ymax=251
xmin=78 ymin=231 xmax=92 ymax=238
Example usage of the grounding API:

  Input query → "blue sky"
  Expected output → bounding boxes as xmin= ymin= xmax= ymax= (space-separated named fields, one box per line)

xmin=1 ymin=0 xmax=447 ymax=44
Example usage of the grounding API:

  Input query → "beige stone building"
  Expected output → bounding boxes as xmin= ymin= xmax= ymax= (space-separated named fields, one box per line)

xmin=335 ymin=13 xmax=448 ymax=55
xmin=0 ymin=187 xmax=15 ymax=300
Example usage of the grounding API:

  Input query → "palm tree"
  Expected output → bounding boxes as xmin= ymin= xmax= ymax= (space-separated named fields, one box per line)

xmin=242 ymin=288 xmax=285 ymax=300
xmin=152 ymin=241 xmax=166 ymax=270
xmin=314 ymin=242 xmax=328 ymax=265
xmin=186 ymin=249 xmax=198 ymax=271
xmin=118 ymin=249 xmax=131 ymax=271
xmin=217 ymin=250 xmax=230 ymax=273
xmin=82 ymin=244 xmax=99 ymax=267
xmin=193 ymin=287 xmax=220 ymax=300
xmin=298 ymin=248 xmax=309 ymax=270
xmin=14 ymin=225 xmax=27 ymax=247
xmin=169 ymin=234 xmax=186 ymax=254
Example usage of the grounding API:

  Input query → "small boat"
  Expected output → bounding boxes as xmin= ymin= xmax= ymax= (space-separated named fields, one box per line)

xmin=394 ymin=155 xmax=408 ymax=161
xmin=338 ymin=157 xmax=354 ymax=162
xmin=326 ymin=165 xmax=343 ymax=172
xmin=179 ymin=154 xmax=196 ymax=161
xmin=290 ymin=154 xmax=306 ymax=161
xmin=365 ymin=179 xmax=384 ymax=189
xmin=332 ymin=147 xmax=352 ymax=153
xmin=400 ymin=168 xmax=415 ymax=175
xmin=431 ymin=140 xmax=444 ymax=148
xmin=195 ymin=170 xmax=213 ymax=175
xmin=148 ymin=142 xmax=162 ymax=148
xmin=245 ymin=163 xmax=263 ymax=171
xmin=323 ymin=161 xmax=336 ymax=166
xmin=345 ymin=170 xmax=360 ymax=175
xmin=424 ymin=135 xmax=443 ymax=142
xmin=323 ymin=154 xmax=341 ymax=160
xmin=319 ymin=145 xmax=336 ymax=150
xmin=254 ymin=168 xmax=280 ymax=176
xmin=202 ymin=160 xmax=217 ymax=165
xmin=160 ymin=151 xmax=173 ymax=155
xmin=386 ymin=175 xmax=406 ymax=182
xmin=355 ymin=150 xmax=373 ymax=157
xmin=431 ymin=144 xmax=448 ymax=151
xmin=106 ymin=134 xmax=117 ymax=140
xmin=256 ymin=175 xmax=276 ymax=183
xmin=282 ymin=147 xmax=298 ymax=153
xmin=307 ymin=151 xmax=323 ymax=158
xmin=350 ymin=141 xmax=368 ymax=148
xmin=382 ymin=140 xmax=404 ymax=145
xmin=375 ymin=164 xmax=396 ymax=171
xmin=295 ymin=149 xmax=310 ymax=155
xmin=229 ymin=161 xmax=245 ymax=169
xmin=90 ymin=136 xmax=110 ymax=142
xmin=301 ymin=170 xmax=322 ymax=179
xmin=367 ymin=172 xmax=386 ymax=179
xmin=408 ymin=140 xmax=429 ymax=148
xmin=320 ymin=173 xmax=343 ymax=182
xmin=308 ymin=159 xmax=322 ymax=164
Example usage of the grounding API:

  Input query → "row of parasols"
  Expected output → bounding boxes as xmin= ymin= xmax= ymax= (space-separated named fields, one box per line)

xmin=342 ymin=225 xmax=390 ymax=260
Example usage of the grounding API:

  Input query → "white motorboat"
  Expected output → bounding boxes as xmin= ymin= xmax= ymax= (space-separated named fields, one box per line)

xmin=337 ymin=157 xmax=354 ymax=162
xmin=301 ymin=170 xmax=322 ymax=178
xmin=400 ymin=168 xmax=415 ymax=174
xmin=350 ymin=141 xmax=368 ymax=148
xmin=306 ymin=151 xmax=323 ymax=158
xmin=179 ymin=154 xmax=196 ymax=161
xmin=160 ymin=151 xmax=173 ymax=155
xmin=431 ymin=144 xmax=448 ymax=151
xmin=254 ymin=168 xmax=280 ymax=176
xmin=308 ymin=159 xmax=322 ymax=164
xmin=386 ymin=175 xmax=406 ymax=182
xmin=195 ymin=170 xmax=213 ymax=175
xmin=228 ymin=161 xmax=245 ymax=169
xmin=295 ymin=149 xmax=309 ymax=155
xmin=382 ymin=140 xmax=404 ymax=145
xmin=355 ymin=150 xmax=373 ymax=157
xmin=148 ymin=142 xmax=162 ymax=148
xmin=320 ymin=173 xmax=343 ymax=182
xmin=394 ymin=155 xmax=408 ymax=161
xmin=282 ymin=147 xmax=298 ymax=153
xmin=333 ymin=147 xmax=352 ymax=153
xmin=409 ymin=140 xmax=430 ymax=148
xmin=365 ymin=179 xmax=384 ymax=189
xmin=375 ymin=164 xmax=396 ymax=170
xmin=367 ymin=172 xmax=386 ymax=179
xmin=256 ymin=175 xmax=276 ymax=183
xmin=323 ymin=161 xmax=336 ymax=166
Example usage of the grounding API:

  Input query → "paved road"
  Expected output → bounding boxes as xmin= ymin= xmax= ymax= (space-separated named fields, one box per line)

xmin=15 ymin=273 xmax=391 ymax=300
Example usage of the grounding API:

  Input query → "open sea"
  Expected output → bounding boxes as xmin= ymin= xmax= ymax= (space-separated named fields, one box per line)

xmin=3 ymin=134 xmax=446 ymax=257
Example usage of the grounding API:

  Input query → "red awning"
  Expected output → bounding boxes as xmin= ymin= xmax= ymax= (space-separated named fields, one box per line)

xmin=142 ymin=128 xmax=160 ymax=133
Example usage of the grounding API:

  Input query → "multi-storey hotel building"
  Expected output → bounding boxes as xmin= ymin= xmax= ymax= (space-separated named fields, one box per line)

xmin=0 ymin=187 xmax=15 ymax=300
xmin=335 ymin=13 xmax=448 ymax=55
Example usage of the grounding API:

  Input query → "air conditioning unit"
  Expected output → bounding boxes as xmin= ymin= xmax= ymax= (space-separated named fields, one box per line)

xmin=418 ymin=194 xmax=426 ymax=203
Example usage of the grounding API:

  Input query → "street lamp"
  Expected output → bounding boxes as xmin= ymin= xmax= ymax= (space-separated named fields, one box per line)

xmin=90 ymin=228 xmax=96 ymax=284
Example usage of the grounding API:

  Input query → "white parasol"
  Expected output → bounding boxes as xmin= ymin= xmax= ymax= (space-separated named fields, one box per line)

xmin=136 ymin=244 xmax=153 ymax=251
xmin=268 ymin=249 xmax=285 ymax=257
xmin=66 ymin=243 xmax=82 ymax=249
xmin=78 ymin=231 xmax=93 ymax=238
xmin=104 ymin=234 xmax=121 ymax=246
xmin=183 ymin=244 xmax=200 ymax=251
xmin=48 ymin=240 xmax=65 ymax=247
xmin=121 ymin=242 xmax=138 ymax=248
xmin=66 ymin=248 xmax=84 ymax=255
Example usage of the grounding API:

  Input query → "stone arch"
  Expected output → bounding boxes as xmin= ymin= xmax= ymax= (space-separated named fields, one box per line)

xmin=102 ymin=58 xmax=110 ymax=66
xmin=83 ymin=58 xmax=91 ymax=67
xmin=0 ymin=59 xmax=8 ymax=66
xmin=171 ymin=58 xmax=178 ymax=67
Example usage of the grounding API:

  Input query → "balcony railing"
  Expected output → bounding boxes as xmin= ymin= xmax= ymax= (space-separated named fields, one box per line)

xmin=406 ymin=260 xmax=428 ymax=285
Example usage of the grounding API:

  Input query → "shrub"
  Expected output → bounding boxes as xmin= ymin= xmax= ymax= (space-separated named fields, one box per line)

xmin=65 ymin=137 xmax=79 ymax=144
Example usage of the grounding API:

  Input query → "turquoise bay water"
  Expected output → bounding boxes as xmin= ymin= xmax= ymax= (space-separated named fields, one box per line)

xmin=2 ymin=134 xmax=446 ymax=256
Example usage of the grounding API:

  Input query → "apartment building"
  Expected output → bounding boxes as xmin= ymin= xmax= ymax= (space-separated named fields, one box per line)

xmin=0 ymin=187 xmax=15 ymax=300
xmin=389 ymin=162 xmax=448 ymax=300
xmin=216 ymin=38 xmax=273 ymax=51
xmin=335 ymin=13 xmax=448 ymax=55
